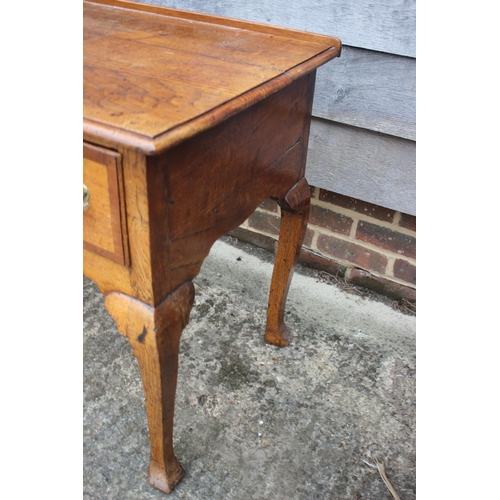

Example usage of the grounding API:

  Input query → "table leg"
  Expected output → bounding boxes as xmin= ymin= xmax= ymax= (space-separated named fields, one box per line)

xmin=104 ymin=281 xmax=195 ymax=494
xmin=265 ymin=178 xmax=311 ymax=347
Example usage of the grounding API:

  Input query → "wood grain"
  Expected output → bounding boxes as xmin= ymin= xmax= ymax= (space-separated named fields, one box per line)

xmin=83 ymin=0 xmax=340 ymax=153
xmin=88 ymin=0 xmax=342 ymax=46
xmin=165 ymin=74 xmax=315 ymax=291
xmin=266 ymin=178 xmax=311 ymax=347
xmin=83 ymin=144 xmax=128 ymax=265
xmin=105 ymin=282 xmax=195 ymax=494
xmin=85 ymin=3 xmax=335 ymax=70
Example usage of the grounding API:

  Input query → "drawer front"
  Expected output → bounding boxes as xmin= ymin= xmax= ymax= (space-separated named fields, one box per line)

xmin=83 ymin=143 xmax=129 ymax=266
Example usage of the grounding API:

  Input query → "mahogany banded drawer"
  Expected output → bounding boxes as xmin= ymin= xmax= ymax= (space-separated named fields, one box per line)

xmin=83 ymin=143 xmax=129 ymax=266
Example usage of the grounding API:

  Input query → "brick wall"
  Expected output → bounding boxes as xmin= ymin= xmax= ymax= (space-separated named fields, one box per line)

xmin=229 ymin=186 xmax=416 ymax=302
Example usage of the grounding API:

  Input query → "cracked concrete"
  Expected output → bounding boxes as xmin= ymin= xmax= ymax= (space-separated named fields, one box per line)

xmin=83 ymin=236 xmax=415 ymax=499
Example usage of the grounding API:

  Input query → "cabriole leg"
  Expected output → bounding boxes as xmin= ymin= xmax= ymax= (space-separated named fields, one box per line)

xmin=104 ymin=281 xmax=195 ymax=494
xmin=265 ymin=178 xmax=310 ymax=347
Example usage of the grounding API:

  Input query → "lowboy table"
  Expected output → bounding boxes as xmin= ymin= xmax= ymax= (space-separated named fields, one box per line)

xmin=83 ymin=0 xmax=341 ymax=493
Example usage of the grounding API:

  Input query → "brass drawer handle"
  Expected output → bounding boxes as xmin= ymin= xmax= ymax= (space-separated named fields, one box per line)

xmin=83 ymin=184 xmax=90 ymax=212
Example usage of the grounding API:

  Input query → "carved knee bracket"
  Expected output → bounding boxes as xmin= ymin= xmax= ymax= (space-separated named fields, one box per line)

xmin=278 ymin=177 xmax=311 ymax=216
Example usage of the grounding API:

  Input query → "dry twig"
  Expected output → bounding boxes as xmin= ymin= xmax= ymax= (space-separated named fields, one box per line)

xmin=363 ymin=457 xmax=401 ymax=500
xmin=374 ymin=458 xmax=401 ymax=500
xmin=392 ymin=298 xmax=416 ymax=315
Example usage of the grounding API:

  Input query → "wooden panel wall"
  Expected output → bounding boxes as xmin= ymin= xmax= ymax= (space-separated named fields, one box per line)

xmin=307 ymin=120 xmax=416 ymax=215
xmin=135 ymin=0 xmax=416 ymax=215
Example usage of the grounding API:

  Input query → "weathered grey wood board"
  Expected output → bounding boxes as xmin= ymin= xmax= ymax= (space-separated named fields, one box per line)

xmin=314 ymin=46 xmax=416 ymax=141
xmin=307 ymin=119 xmax=416 ymax=216
xmin=138 ymin=0 xmax=416 ymax=57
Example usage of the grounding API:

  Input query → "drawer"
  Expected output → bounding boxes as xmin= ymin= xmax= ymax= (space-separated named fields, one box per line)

xmin=83 ymin=143 xmax=129 ymax=266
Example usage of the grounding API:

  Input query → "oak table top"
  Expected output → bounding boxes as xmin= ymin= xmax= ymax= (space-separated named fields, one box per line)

xmin=83 ymin=0 xmax=341 ymax=494
xmin=84 ymin=0 xmax=341 ymax=152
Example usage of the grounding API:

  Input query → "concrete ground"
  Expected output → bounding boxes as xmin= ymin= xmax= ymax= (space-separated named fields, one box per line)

xmin=83 ymin=236 xmax=416 ymax=499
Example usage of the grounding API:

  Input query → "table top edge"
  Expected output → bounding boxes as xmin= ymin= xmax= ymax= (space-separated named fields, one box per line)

xmin=84 ymin=46 xmax=339 ymax=155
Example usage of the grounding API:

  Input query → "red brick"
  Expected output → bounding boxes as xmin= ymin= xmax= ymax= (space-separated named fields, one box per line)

xmin=318 ymin=189 xmax=395 ymax=222
xmin=317 ymin=233 xmax=388 ymax=274
xmin=399 ymin=212 xmax=416 ymax=232
xmin=247 ymin=210 xmax=280 ymax=236
xmin=228 ymin=227 xmax=414 ymax=301
xmin=393 ymin=259 xmax=416 ymax=285
xmin=356 ymin=221 xmax=416 ymax=258
xmin=299 ymin=248 xmax=347 ymax=277
xmin=309 ymin=204 xmax=353 ymax=235
xmin=349 ymin=268 xmax=416 ymax=302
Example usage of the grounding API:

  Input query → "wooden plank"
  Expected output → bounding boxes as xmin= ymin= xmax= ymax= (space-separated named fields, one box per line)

xmin=138 ymin=0 xmax=416 ymax=57
xmin=313 ymin=46 xmax=415 ymax=141
xmin=306 ymin=119 xmax=416 ymax=216
xmin=84 ymin=44 xmax=281 ymax=138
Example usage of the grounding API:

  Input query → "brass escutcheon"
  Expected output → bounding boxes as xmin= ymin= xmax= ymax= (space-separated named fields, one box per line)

xmin=83 ymin=184 xmax=90 ymax=212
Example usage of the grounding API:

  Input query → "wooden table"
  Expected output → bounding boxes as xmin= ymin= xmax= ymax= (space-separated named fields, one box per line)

xmin=83 ymin=0 xmax=341 ymax=493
